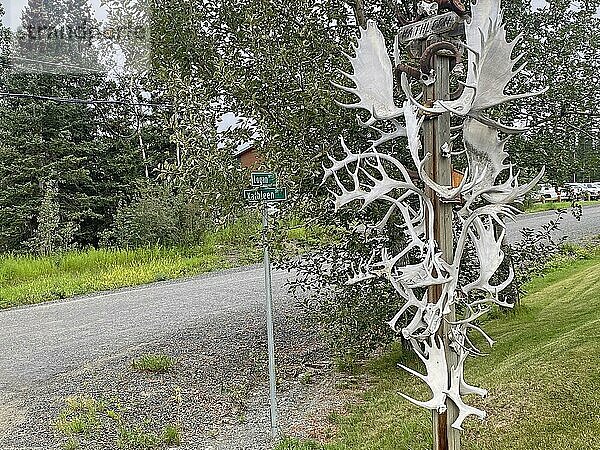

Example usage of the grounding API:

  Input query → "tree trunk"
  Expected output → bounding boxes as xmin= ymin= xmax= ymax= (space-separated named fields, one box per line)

xmin=353 ymin=0 xmax=367 ymax=28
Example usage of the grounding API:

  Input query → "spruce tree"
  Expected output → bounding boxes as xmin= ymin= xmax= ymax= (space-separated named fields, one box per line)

xmin=0 ymin=0 xmax=146 ymax=252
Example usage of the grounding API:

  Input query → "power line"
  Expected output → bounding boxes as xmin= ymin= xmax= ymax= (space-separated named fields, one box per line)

xmin=11 ymin=56 xmax=102 ymax=73
xmin=0 ymin=91 xmax=171 ymax=108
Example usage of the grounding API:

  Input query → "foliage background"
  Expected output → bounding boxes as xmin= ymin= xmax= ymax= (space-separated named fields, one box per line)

xmin=0 ymin=1 xmax=598 ymax=354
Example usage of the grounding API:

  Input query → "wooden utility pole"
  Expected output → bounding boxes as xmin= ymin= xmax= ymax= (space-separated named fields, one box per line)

xmin=422 ymin=38 xmax=460 ymax=450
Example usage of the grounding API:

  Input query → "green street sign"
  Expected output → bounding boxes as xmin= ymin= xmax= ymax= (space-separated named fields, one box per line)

xmin=244 ymin=187 xmax=287 ymax=203
xmin=251 ymin=172 xmax=276 ymax=187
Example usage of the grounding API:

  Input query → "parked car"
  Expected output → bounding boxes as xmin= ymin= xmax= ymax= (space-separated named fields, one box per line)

xmin=557 ymin=187 xmax=573 ymax=201
xmin=580 ymin=183 xmax=600 ymax=199
xmin=564 ymin=183 xmax=584 ymax=200
xmin=537 ymin=183 xmax=559 ymax=202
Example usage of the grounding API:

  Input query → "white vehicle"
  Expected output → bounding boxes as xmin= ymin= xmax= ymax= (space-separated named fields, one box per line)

xmin=564 ymin=183 xmax=584 ymax=200
xmin=581 ymin=183 xmax=600 ymax=199
xmin=557 ymin=187 xmax=572 ymax=201
xmin=537 ymin=183 xmax=559 ymax=202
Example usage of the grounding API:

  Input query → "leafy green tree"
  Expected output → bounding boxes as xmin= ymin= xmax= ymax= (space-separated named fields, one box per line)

xmin=150 ymin=0 xmax=420 ymax=354
xmin=151 ymin=0 xmax=392 ymax=214
xmin=145 ymin=1 xmax=600 ymax=354
xmin=502 ymin=0 xmax=600 ymax=183
xmin=153 ymin=0 xmax=600 ymax=193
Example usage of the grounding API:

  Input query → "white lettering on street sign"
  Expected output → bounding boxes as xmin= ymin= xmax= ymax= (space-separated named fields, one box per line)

xmin=244 ymin=188 xmax=287 ymax=203
xmin=251 ymin=172 xmax=276 ymax=187
xmin=397 ymin=12 xmax=462 ymax=43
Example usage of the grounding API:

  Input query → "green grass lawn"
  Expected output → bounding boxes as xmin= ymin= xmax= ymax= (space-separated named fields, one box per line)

xmin=525 ymin=199 xmax=600 ymax=213
xmin=278 ymin=252 xmax=600 ymax=450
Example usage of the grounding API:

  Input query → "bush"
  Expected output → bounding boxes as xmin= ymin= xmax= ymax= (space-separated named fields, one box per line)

xmin=506 ymin=208 xmax=577 ymax=302
xmin=282 ymin=205 xmax=585 ymax=360
xmin=100 ymin=183 xmax=205 ymax=248
xmin=282 ymin=206 xmax=411 ymax=359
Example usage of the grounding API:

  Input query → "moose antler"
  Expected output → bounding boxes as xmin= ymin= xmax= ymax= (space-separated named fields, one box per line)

xmin=324 ymin=0 xmax=546 ymax=431
xmin=333 ymin=21 xmax=404 ymax=124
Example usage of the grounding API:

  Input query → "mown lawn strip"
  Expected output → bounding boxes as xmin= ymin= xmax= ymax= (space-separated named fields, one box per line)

xmin=277 ymin=253 xmax=600 ymax=450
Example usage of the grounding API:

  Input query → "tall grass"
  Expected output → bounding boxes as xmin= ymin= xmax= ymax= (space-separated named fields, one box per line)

xmin=0 ymin=217 xmax=263 ymax=309
xmin=0 ymin=214 xmax=333 ymax=309
xmin=201 ymin=214 xmax=262 ymax=252
xmin=524 ymin=199 xmax=600 ymax=213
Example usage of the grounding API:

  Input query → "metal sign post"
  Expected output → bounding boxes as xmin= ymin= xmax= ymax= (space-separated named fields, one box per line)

xmin=245 ymin=172 xmax=287 ymax=438
xmin=261 ymin=199 xmax=279 ymax=438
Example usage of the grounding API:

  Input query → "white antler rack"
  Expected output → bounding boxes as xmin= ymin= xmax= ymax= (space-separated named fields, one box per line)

xmin=324 ymin=0 xmax=545 ymax=430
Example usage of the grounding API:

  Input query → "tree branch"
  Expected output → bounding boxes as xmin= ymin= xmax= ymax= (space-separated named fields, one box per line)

xmin=564 ymin=120 xmax=598 ymax=140
xmin=353 ymin=0 xmax=367 ymax=28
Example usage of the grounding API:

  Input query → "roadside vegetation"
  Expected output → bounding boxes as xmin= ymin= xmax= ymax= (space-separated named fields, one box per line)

xmin=0 ymin=1 xmax=597 ymax=449
xmin=56 ymin=395 xmax=181 ymax=450
xmin=0 ymin=218 xmax=262 ymax=309
xmin=277 ymin=246 xmax=600 ymax=450
xmin=524 ymin=199 xmax=600 ymax=213
xmin=131 ymin=354 xmax=176 ymax=374
xmin=0 ymin=216 xmax=332 ymax=309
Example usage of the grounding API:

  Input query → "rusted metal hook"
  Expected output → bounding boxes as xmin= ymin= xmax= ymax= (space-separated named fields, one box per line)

xmin=395 ymin=41 xmax=463 ymax=92
xmin=420 ymin=41 xmax=461 ymax=75
xmin=394 ymin=63 xmax=421 ymax=83
xmin=419 ymin=41 xmax=462 ymax=88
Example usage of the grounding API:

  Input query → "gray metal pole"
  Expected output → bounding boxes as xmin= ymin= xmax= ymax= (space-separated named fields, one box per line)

xmin=262 ymin=202 xmax=279 ymax=438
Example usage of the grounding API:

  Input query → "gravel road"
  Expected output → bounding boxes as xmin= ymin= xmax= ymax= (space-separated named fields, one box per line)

xmin=0 ymin=266 xmax=277 ymax=392
xmin=505 ymin=204 xmax=600 ymax=244
xmin=0 ymin=266 xmax=354 ymax=449
xmin=0 ymin=204 xmax=598 ymax=449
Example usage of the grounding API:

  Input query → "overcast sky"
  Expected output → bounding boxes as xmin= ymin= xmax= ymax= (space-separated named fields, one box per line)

xmin=1 ymin=0 xmax=108 ymax=30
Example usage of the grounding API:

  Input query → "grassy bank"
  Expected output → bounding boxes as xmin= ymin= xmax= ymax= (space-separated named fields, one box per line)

xmin=278 ymin=250 xmax=600 ymax=450
xmin=0 ymin=220 xmax=262 ymax=309
xmin=0 ymin=217 xmax=332 ymax=309
xmin=524 ymin=199 xmax=600 ymax=213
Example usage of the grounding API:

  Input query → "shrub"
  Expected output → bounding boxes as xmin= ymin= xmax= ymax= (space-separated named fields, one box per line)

xmin=282 ymin=205 xmax=585 ymax=359
xmin=99 ymin=181 xmax=219 ymax=248
xmin=161 ymin=425 xmax=181 ymax=445
xmin=506 ymin=208 xmax=578 ymax=303
xmin=282 ymin=206 xmax=411 ymax=359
